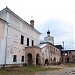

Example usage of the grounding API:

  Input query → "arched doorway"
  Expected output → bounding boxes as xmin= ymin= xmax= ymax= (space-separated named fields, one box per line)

xmin=27 ymin=53 xmax=32 ymax=65
xmin=36 ymin=54 xmax=40 ymax=65
xmin=53 ymin=57 xmax=56 ymax=64
xmin=45 ymin=59 xmax=48 ymax=65
xmin=67 ymin=58 xmax=69 ymax=63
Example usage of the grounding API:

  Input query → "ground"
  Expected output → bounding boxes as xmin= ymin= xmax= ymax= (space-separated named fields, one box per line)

xmin=0 ymin=63 xmax=75 ymax=75
xmin=35 ymin=65 xmax=75 ymax=75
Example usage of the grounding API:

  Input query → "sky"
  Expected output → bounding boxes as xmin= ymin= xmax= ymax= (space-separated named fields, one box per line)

xmin=0 ymin=0 xmax=75 ymax=50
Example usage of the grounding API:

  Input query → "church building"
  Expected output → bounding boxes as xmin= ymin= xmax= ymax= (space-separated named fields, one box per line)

xmin=0 ymin=7 xmax=62 ymax=67
xmin=0 ymin=7 xmax=41 ymax=67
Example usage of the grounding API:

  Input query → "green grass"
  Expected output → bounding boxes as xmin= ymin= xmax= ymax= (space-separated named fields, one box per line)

xmin=0 ymin=66 xmax=61 ymax=75
xmin=22 ymin=66 xmax=61 ymax=72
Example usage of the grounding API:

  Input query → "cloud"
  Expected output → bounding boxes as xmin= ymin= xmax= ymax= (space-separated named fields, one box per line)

xmin=0 ymin=0 xmax=75 ymax=49
xmin=35 ymin=18 xmax=74 ymax=49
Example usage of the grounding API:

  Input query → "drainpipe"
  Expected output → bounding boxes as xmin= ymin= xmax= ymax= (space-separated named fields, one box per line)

xmin=63 ymin=41 xmax=65 ymax=64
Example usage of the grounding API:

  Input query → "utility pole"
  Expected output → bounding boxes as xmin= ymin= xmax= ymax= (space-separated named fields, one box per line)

xmin=63 ymin=41 xmax=65 ymax=64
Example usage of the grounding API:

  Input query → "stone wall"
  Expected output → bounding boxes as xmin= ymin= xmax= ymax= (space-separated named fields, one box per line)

xmin=61 ymin=50 xmax=75 ymax=63
xmin=25 ymin=46 xmax=41 ymax=66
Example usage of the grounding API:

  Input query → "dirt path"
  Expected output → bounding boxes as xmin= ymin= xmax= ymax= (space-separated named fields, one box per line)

xmin=34 ymin=65 xmax=75 ymax=75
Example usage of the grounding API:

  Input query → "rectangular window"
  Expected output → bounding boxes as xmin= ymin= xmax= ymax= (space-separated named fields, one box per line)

xmin=21 ymin=56 xmax=24 ymax=62
xmin=13 ymin=55 xmax=17 ymax=62
xmin=21 ymin=35 xmax=24 ymax=44
xmin=27 ymin=38 xmax=29 ymax=46
xmin=32 ymin=40 xmax=34 ymax=46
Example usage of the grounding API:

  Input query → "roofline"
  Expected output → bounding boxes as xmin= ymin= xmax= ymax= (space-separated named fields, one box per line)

xmin=55 ymin=45 xmax=63 ymax=49
xmin=62 ymin=50 xmax=75 ymax=51
xmin=0 ymin=6 xmax=41 ymax=34
xmin=40 ymin=42 xmax=55 ymax=47
xmin=40 ymin=42 xmax=61 ymax=50
xmin=25 ymin=46 xmax=41 ymax=49
xmin=0 ymin=18 xmax=8 ymax=24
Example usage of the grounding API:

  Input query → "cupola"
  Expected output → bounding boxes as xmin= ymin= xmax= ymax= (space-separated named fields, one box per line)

xmin=47 ymin=30 xmax=50 ymax=34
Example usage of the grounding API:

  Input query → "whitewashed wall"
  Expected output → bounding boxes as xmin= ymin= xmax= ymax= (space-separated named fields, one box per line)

xmin=0 ymin=20 xmax=8 ymax=65
xmin=6 ymin=12 xmax=40 ymax=64
xmin=0 ymin=10 xmax=6 ymax=20
xmin=0 ymin=8 xmax=40 ymax=65
xmin=9 ymin=13 xmax=40 ymax=46
xmin=44 ymin=36 xmax=54 ymax=44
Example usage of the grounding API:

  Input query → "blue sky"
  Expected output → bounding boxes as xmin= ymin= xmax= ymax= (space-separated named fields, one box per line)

xmin=0 ymin=0 xmax=75 ymax=49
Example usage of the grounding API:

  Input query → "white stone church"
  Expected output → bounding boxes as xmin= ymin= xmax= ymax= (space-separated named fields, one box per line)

xmin=0 ymin=7 xmax=62 ymax=67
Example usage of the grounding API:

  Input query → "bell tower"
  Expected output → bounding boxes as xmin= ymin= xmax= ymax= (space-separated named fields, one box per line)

xmin=44 ymin=29 xmax=54 ymax=44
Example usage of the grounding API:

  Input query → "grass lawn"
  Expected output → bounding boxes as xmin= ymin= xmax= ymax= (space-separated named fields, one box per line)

xmin=0 ymin=66 xmax=61 ymax=75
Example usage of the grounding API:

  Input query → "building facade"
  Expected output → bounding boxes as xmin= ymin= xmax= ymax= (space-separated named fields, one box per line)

xmin=38 ymin=30 xmax=61 ymax=65
xmin=61 ymin=50 xmax=75 ymax=63
xmin=38 ymin=42 xmax=61 ymax=65
xmin=25 ymin=46 xmax=41 ymax=66
xmin=0 ymin=7 xmax=41 ymax=66
xmin=0 ymin=7 xmax=62 ymax=67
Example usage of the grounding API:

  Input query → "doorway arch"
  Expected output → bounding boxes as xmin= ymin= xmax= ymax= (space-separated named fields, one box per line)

xmin=67 ymin=58 xmax=69 ymax=63
xmin=53 ymin=57 xmax=56 ymax=64
xmin=45 ymin=59 xmax=48 ymax=65
xmin=27 ymin=53 xmax=32 ymax=65
xmin=36 ymin=54 xmax=40 ymax=65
